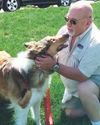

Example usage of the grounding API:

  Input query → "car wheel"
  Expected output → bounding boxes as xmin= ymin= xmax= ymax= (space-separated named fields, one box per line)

xmin=61 ymin=0 xmax=72 ymax=6
xmin=2 ymin=0 xmax=20 ymax=12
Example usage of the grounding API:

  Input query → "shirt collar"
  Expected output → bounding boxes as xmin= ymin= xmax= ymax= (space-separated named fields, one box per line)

xmin=77 ymin=23 xmax=92 ymax=41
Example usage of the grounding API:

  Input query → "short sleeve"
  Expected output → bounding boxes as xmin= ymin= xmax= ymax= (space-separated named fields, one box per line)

xmin=79 ymin=43 xmax=100 ymax=77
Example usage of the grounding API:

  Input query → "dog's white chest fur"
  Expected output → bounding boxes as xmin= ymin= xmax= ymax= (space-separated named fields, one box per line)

xmin=13 ymin=76 xmax=51 ymax=125
xmin=11 ymin=52 xmax=51 ymax=125
xmin=8 ymin=52 xmax=51 ymax=125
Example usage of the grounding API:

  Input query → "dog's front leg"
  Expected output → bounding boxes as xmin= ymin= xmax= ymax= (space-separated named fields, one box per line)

xmin=31 ymin=101 xmax=41 ymax=125
xmin=14 ymin=105 xmax=30 ymax=125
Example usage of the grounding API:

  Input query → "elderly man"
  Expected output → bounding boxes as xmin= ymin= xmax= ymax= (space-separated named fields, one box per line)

xmin=36 ymin=1 xmax=100 ymax=125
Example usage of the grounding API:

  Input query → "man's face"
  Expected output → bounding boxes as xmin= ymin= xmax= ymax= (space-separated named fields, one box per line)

xmin=65 ymin=8 xmax=89 ymax=37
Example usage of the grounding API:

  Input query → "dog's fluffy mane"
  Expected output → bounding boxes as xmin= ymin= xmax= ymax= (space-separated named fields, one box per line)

xmin=12 ymin=52 xmax=35 ymax=74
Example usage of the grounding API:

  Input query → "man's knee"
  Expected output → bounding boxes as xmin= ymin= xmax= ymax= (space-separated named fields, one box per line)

xmin=78 ymin=80 xmax=99 ymax=99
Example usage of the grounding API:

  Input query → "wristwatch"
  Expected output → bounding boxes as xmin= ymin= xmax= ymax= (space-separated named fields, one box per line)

xmin=51 ymin=63 xmax=60 ymax=72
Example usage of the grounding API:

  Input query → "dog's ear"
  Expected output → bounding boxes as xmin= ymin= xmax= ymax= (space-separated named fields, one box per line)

xmin=24 ymin=41 xmax=36 ymax=49
xmin=24 ymin=41 xmax=49 ymax=58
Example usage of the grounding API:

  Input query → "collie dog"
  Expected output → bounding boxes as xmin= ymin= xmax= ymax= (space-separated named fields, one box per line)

xmin=0 ymin=34 xmax=69 ymax=125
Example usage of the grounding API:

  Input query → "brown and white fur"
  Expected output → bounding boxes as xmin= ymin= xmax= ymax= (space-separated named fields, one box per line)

xmin=0 ymin=34 xmax=69 ymax=125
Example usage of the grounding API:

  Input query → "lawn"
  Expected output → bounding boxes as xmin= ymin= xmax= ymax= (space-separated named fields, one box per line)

xmin=0 ymin=2 xmax=100 ymax=125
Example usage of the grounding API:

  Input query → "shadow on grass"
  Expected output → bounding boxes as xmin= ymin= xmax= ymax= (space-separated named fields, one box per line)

xmin=55 ymin=110 xmax=91 ymax=125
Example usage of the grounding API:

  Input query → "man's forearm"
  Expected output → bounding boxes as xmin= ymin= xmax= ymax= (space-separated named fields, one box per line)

xmin=58 ymin=64 xmax=88 ymax=82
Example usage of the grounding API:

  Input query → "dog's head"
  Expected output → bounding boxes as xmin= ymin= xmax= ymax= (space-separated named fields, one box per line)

xmin=25 ymin=34 xmax=69 ymax=59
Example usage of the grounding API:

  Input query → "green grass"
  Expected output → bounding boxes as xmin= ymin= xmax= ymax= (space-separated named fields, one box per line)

xmin=0 ymin=6 xmax=68 ymax=55
xmin=0 ymin=2 xmax=100 ymax=125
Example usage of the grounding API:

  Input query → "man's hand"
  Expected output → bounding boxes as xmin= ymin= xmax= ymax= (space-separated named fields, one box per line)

xmin=35 ymin=55 xmax=56 ymax=71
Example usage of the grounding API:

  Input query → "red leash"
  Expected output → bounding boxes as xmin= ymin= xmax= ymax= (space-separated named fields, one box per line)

xmin=44 ymin=88 xmax=54 ymax=125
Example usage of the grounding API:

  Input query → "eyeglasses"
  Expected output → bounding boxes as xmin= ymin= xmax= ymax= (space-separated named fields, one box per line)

xmin=65 ymin=16 xmax=92 ymax=25
xmin=64 ymin=17 xmax=80 ymax=25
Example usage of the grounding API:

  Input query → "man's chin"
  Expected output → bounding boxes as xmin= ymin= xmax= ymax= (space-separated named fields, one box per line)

xmin=69 ymin=33 xmax=75 ymax=37
xmin=68 ymin=31 xmax=75 ymax=36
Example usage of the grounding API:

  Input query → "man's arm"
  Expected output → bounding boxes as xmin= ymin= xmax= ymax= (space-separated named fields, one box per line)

xmin=35 ymin=56 xmax=88 ymax=82
xmin=58 ymin=63 xmax=88 ymax=82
